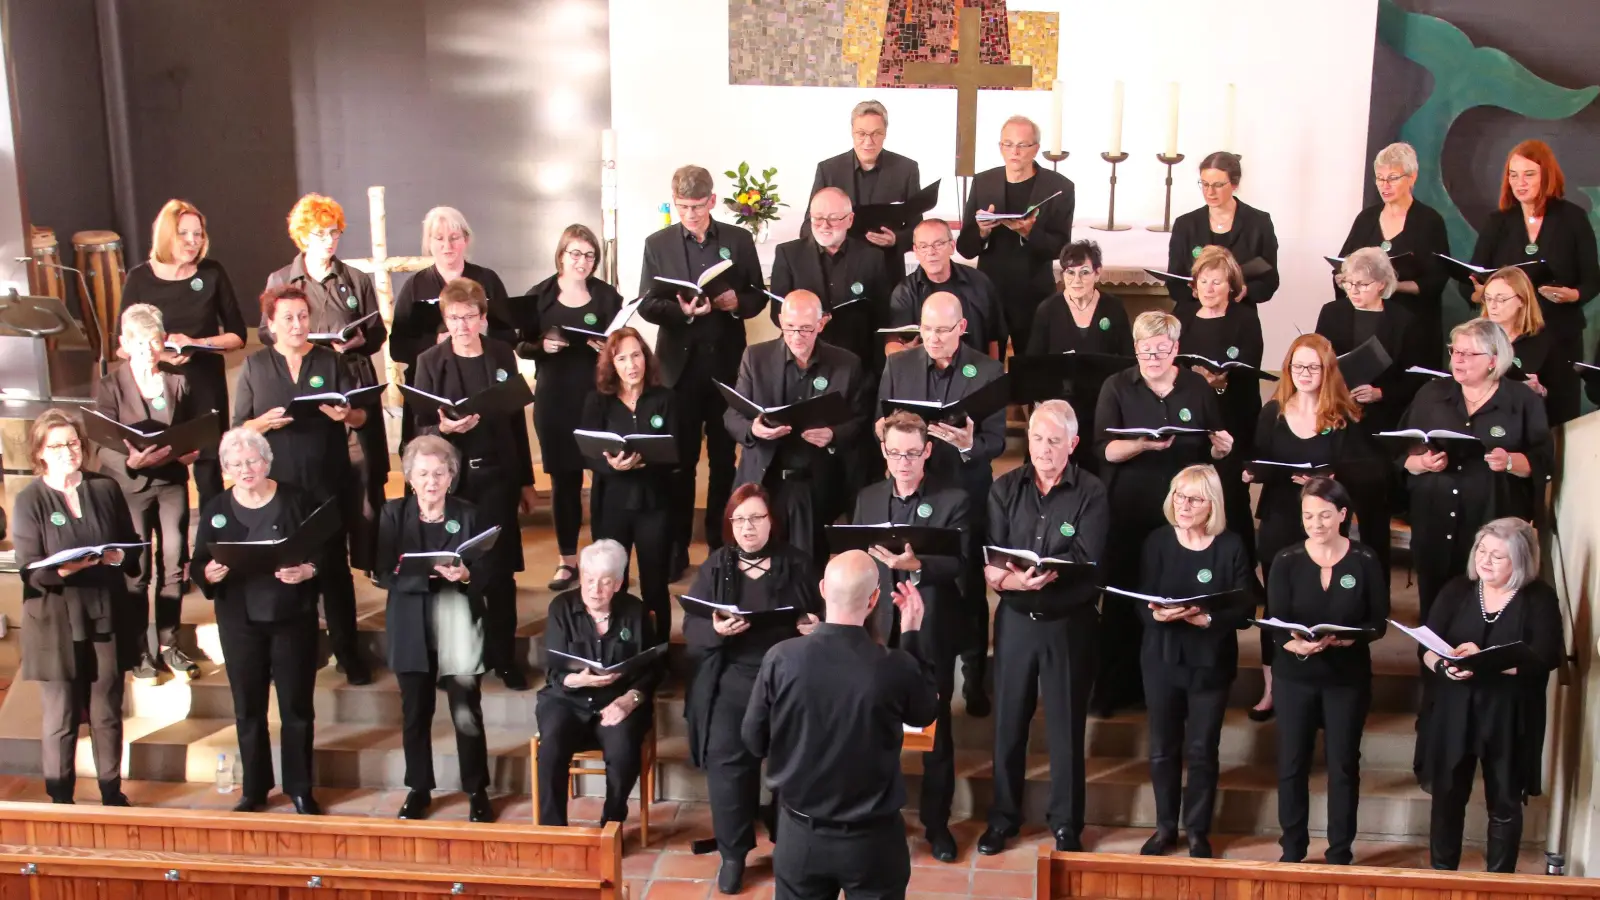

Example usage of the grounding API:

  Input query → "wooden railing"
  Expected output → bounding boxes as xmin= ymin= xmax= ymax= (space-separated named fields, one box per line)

xmin=1037 ymin=850 xmax=1599 ymax=900
xmin=0 ymin=803 xmax=623 ymax=900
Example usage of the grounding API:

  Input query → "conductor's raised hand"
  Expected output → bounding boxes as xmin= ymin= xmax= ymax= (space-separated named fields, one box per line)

xmin=865 ymin=226 xmax=897 ymax=248
xmin=712 ymin=610 xmax=750 ymax=637
xmin=203 ymin=560 xmax=230 ymax=584
xmin=438 ymin=410 xmax=480 ymax=435
xmin=795 ymin=613 xmax=820 ymax=636
xmin=1208 ymin=429 xmax=1234 ymax=459
xmin=125 ymin=441 xmax=174 ymax=469
xmin=246 ymin=407 xmax=293 ymax=434
xmin=892 ymin=580 xmax=925 ymax=633
xmin=750 ymin=416 xmax=792 ymax=441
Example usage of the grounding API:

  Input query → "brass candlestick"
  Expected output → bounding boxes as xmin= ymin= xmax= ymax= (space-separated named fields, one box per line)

xmin=1042 ymin=150 xmax=1069 ymax=171
xmin=1090 ymin=152 xmax=1131 ymax=232
xmin=1148 ymin=152 xmax=1186 ymax=233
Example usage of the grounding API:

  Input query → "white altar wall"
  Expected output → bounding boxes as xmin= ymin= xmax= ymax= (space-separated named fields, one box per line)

xmin=609 ymin=0 xmax=1378 ymax=362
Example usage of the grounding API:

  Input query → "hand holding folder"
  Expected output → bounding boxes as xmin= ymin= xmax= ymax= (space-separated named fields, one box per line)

xmin=400 ymin=378 xmax=533 ymax=421
xmin=206 ymin=500 xmax=339 ymax=577
xmin=83 ymin=409 xmax=221 ymax=459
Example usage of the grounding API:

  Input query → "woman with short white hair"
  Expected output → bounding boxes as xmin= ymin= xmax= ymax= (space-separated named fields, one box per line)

xmin=1317 ymin=247 xmax=1430 ymax=437
xmin=391 ymin=206 xmax=515 ymax=380
xmin=534 ymin=538 xmax=664 ymax=827
xmin=1336 ymin=142 xmax=1451 ymax=366
xmin=1417 ymin=517 xmax=1561 ymax=872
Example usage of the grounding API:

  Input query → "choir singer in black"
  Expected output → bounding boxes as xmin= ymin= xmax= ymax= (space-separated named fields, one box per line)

xmin=742 ymin=550 xmax=936 ymax=900
xmin=375 ymin=435 xmax=493 ymax=823
xmin=886 ymin=219 xmax=1008 ymax=357
xmin=956 ymin=115 xmax=1075 ymax=354
xmin=1417 ymin=518 xmax=1561 ymax=872
xmin=1266 ymin=478 xmax=1388 ymax=865
xmin=977 ymin=400 xmax=1110 ymax=856
xmin=850 ymin=410 xmax=969 ymax=862
xmin=878 ymin=291 xmax=1006 ymax=715
xmin=410 ymin=277 xmax=535 ymax=690
xmin=682 ymin=485 xmax=822 ymax=894
xmin=771 ymin=187 xmax=891 ymax=374
xmin=1164 ymin=152 xmax=1278 ymax=308
xmin=1135 ymin=465 xmax=1251 ymax=858
xmin=535 ymin=539 xmax=662 ymax=828
xmin=13 ymin=410 xmax=139 ymax=807
xmin=804 ymin=99 xmax=921 ymax=288
xmin=1317 ymin=248 xmax=1427 ymax=438
xmin=638 ymin=165 xmax=766 ymax=576
xmin=191 ymin=428 xmax=323 ymax=814
xmin=235 ymin=284 xmax=368 ymax=685
xmin=726 ymin=290 xmax=866 ymax=564
xmin=1479 ymin=266 xmax=1574 ymax=427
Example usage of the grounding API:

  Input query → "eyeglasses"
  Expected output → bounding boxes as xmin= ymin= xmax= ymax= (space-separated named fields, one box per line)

xmin=43 ymin=439 xmax=82 ymax=452
xmin=1374 ymin=174 xmax=1410 ymax=186
xmin=1134 ymin=343 xmax=1176 ymax=360
xmin=780 ymin=325 xmax=817 ymax=336
xmin=1062 ymin=267 xmax=1096 ymax=280
xmin=1474 ymin=547 xmax=1511 ymax=564
xmin=852 ymin=129 xmax=886 ymax=141
xmin=306 ymin=229 xmax=341 ymax=242
xmin=1482 ymin=293 xmax=1520 ymax=305
xmin=912 ymin=239 xmax=952 ymax=253
xmin=1289 ymin=363 xmax=1324 ymax=375
xmin=730 ymin=514 xmax=769 ymax=528
xmin=1449 ymin=348 xmax=1490 ymax=360
xmin=673 ymin=199 xmax=712 ymax=214
xmin=445 ymin=313 xmax=482 ymax=326
xmin=999 ymin=141 xmax=1038 ymax=151
xmin=1198 ymin=180 xmax=1232 ymax=191
xmin=1172 ymin=492 xmax=1209 ymax=507
xmin=809 ymin=214 xmax=850 ymax=227
xmin=883 ymin=447 xmax=926 ymax=461
xmin=223 ymin=456 xmax=268 ymax=471
xmin=564 ymin=249 xmax=597 ymax=262
xmin=920 ymin=323 xmax=960 ymax=338
xmin=1343 ymin=279 xmax=1377 ymax=293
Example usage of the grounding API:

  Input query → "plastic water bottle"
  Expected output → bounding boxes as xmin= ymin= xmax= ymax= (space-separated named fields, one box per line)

xmin=659 ymin=202 xmax=672 ymax=227
xmin=215 ymin=753 xmax=234 ymax=793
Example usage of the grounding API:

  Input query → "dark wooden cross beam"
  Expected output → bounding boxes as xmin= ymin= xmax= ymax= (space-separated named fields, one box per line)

xmin=901 ymin=7 xmax=1033 ymax=177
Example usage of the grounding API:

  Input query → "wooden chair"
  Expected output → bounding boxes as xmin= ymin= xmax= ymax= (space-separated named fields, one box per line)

xmin=530 ymin=727 xmax=658 ymax=846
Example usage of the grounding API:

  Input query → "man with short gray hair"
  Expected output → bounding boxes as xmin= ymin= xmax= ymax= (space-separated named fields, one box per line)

xmin=771 ymin=187 xmax=892 ymax=373
xmin=804 ymin=100 xmax=923 ymax=288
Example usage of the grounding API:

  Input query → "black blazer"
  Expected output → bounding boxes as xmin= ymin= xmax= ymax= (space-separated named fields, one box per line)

xmin=191 ymin=482 xmax=321 ymax=625
xmin=769 ymin=235 xmax=891 ymax=368
xmin=877 ymin=344 xmax=1007 ymax=484
xmin=1471 ymin=197 xmax=1600 ymax=345
xmin=410 ymin=338 xmax=534 ymax=480
xmin=1166 ymin=200 xmax=1280 ymax=305
xmin=1314 ymin=298 xmax=1428 ymax=434
xmin=518 ymin=274 xmax=625 ymax=363
xmin=391 ymin=262 xmax=515 ymax=369
xmin=1336 ymin=200 xmax=1450 ymax=308
xmin=539 ymin=590 xmax=663 ymax=721
xmin=851 ymin=477 xmax=969 ymax=639
xmin=636 ymin=222 xmax=766 ymax=387
xmin=92 ymin=364 xmax=202 ymax=493
xmin=804 ymin=148 xmax=923 ymax=260
xmin=725 ymin=339 xmax=868 ymax=486
xmin=374 ymin=495 xmax=491 ymax=675
xmin=956 ymin=165 xmax=1076 ymax=303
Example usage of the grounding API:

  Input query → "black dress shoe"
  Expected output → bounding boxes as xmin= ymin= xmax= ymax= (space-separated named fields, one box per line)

xmin=467 ymin=791 xmax=494 ymax=823
xmin=1140 ymin=829 xmax=1177 ymax=856
xmin=292 ymin=794 xmax=323 ymax=815
xmin=926 ymin=827 xmax=958 ymax=863
xmin=1246 ymin=705 xmax=1275 ymax=722
xmin=976 ymin=826 xmax=1015 ymax=855
xmin=547 ymin=565 xmax=578 ymax=592
xmin=397 ymin=790 xmax=431 ymax=820
xmin=496 ymin=666 xmax=530 ymax=691
xmin=1053 ymin=826 xmax=1082 ymax=852
xmin=101 ymin=792 xmax=131 ymax=808
xmin=232 ymin=796 xmax=268 ymax=813
xmin=1188 ymin=834 xmax=1213 ymax=858
xmin=341 ymin=657 xmax=373 ymax=687
xmin=716 ymin=857 xmax=744 ymax=895
xmin=1278 ymin=852 xmax=1304 ymax=863
xmin=964 ymin=685 xmax=991 ymax=718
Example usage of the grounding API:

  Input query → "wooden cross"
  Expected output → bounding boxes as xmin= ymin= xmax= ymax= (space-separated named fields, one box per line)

xmin=902 ymin=7 xmax=1033 ymax=177
xmin=344 ymin=185 xmax=431 ymax=394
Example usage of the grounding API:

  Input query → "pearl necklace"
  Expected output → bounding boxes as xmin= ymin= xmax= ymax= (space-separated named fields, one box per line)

xmin=1478 ymin=581 xmax=1511 ymax=624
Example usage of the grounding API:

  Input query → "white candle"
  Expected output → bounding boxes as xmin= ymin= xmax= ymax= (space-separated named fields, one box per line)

xmin=1222 ymin=83 xmax=1236 ymax=152
xmin=1164 ymin=82 xmax=1180 ymax=157
xmin=601 ymin=128 xmax=617 ymax=161
xmin=1108 ymin=80 xmax=1125 ymax=156
xmin=1048 ymin=80 xmax=1064 ymax=154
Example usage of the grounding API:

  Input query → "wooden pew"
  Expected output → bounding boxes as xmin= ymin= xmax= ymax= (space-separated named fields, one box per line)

xmin=1037 ymin=850 xmax=1598 ymax=900
xmin=0 ymin=802 xmax=623 ymax=900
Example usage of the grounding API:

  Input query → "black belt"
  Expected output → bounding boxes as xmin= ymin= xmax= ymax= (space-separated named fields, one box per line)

xmin=782 ymin=806 xmax=897 ymax=834
xmin=777 ymin=467 xmax=812 ymax=481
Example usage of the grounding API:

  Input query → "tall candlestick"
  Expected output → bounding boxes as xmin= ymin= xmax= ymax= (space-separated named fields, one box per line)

xmin=1048 ymin=80 xmax=1064 ymax=154
xmin=1164 ymin=82 xmax=1180 ymax=157
xmin=600 ymin=128 xmax=616 ymax=161
xmin=1108 ymin=80 xmax=1125 ymax=157
xmin=1222 ymin=83 xmax=1236 ymax=152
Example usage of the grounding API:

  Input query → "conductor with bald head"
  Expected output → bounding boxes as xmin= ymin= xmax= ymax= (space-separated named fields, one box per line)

xmin=771 ymin=187 xmax=892 ymax=374
xmin=742 ymin=549 xmax=938 ymax=900
xmin=724 ymin=289 xmax=868 ymax=565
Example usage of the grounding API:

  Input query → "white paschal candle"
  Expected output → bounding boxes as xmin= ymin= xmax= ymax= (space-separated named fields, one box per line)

xmin=1223 ymin=83 xmax=1236 ymax=152
xmin=1164 ymin=82 xmax=1181 ymax=157
xmin=601 ymin=128 xmax=616 ymax=161
xmin=1049 ymin=79 xmax=1064 ymax=153
xmin=1108 ymin=80 xmax=1125 ymax=157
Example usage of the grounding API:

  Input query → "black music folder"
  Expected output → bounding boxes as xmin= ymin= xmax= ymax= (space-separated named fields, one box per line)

xmin=400 ymin=378 xmax=534 ymax=421
xmin=205 ymin=499 xmax=340 ymax=576
xmin=825 ymin=524 xmax=964 ymax=557
xmin=83 ymin=409 xmax=221 ymax=458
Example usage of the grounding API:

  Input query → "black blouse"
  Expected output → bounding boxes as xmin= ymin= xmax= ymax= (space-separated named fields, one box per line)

xmin=1470 ymin=197 xmax=1600 ymax=348
xmin=1251 ymin=401 xmax=1351 ymax=533
xmin=1175 ymin=304 xmax=1264 ymax=449
xmin=1314 ymin=298 xmax=1428 ymax=434
xmin=1166 ymin=199 xmax=1280 ymax=306
xmin=1336 ymin=200 xmax=1450 ymax=311
xmin=1024 ymin=291 xmax=1134 ymax=432
xmin=1094 ymin=367 xmax=1226 ymax=530
xmin=1505 ymin=327 xmax=1578 ymax=424
xmin=578 ymin=387 xmax=677 ymax=513
xmin=410 ymin=338 xmax=534 ymax=481
xmin=120 ymin=259 xmax=247 ymax=419
xmin=539 ymin=591 xmax=663 ymax=718
xmin=230 ymin=345 xmax=353 ymax=501
xmin=1136 ymin=527 xmax=1252 ymax=677
xmin=1265 ymin=541 xmax=1389 ymax=685
xmin=191 ymin=483 xmax=320 ymax=624
xmin=390 ymin=263 xmax=514 ymax=369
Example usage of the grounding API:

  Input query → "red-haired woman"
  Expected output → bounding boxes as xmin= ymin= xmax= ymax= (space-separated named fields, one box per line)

xmin=1469 ymin=140 xmax=1599 ymax=424
xmin=264 ymin=193 xmax=390 ymax=586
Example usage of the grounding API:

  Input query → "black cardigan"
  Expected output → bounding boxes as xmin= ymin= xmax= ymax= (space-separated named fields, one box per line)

xmin=538 ymin=590 xmax=664 ymax=722
xmin=1470 ymin=197 xmax=1600 ymax=347
xmin=191 ymin=482 xmax=322 ymax=625
xmin=1165 ymin=199 xmax=1280 ymax=306
xmin=374 ymin=495 xmax=492 ymax=674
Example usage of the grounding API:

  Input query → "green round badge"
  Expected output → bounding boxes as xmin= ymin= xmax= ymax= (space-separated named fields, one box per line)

xmin=49 ymin=511 xmax=66 ymax=526
xmin=1513 ymin=357 xmax=1522 ymax=369
xmin=309 ymin=375 xmax=325 ymax=388
xmin=812 ymin=375 xmax=829 ymax=390
xmin=445 ymin=520 xmax=461 ymax=534
xmin=1525 ymin=243 xmax=1539 ymax=255
xmin=1098 ymin=317 xmax=1110 ymax=331
xmin=650 ymin=414 xmax=664 ymax=429
xmin=1059 ymin=522 xmax=1075 ymax=537
xmin=961 ymin=363 xmax=977 ymax=378
xmin=151 ymin=396 xmax=167 ymax=411
xmin=851 ymin=281 xmax=864 ymax=295
xmin=916 ymin=502 xmax=933 ymax=519
xmin=211 ymin=514 xmax=227 ymax=528
xmin=189 ymin=277 xmax=204 ymax=291
xmin=718 ymin=247 xmax=732 ymax=260
xmin=1197 ymin=568 xmax=1213 ymax=584
xmin=583 ymin=312 xmax=599 ymax=326
xmin=1191 ymin=246 xmax=1203 ymax=259
xmin=496 ymin=368 xmax=509 ymax=382
xmin=1226 ymin=346 xmax=1239 ymax=360
xmin=1379 ymin=240 xmax=1392 ymax=252
xmin=619 ymin=627 xmax=632 ymax=641
xmin=1178 ymin=408 xmax=1192 ymax=422
xmin=346 ymin=295 xmax=359 ymax=309
xmin=1339 ymin=573 xmax=1356 ymax=589
xmin=1320 ymin=427 xmax=1332 ymax=436
xmin=1490 ymin=425 xmax=1506 ymax=438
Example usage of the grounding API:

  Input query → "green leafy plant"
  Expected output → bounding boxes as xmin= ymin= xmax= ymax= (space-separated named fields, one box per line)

xmin=722 ymin=162 xmax=787 ymax=232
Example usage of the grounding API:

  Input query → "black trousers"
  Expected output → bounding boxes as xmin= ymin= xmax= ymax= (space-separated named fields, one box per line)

xmin=535 ymin=700 xmax=649 ymax=826
xmin=955 ymin=467 xmax=992 ymax=681
xmin=764 ymin=467 xmax=839 ymax=568
xmin=705 ymin=665 xmax=764 ymax=858
xmin=193 ymin=456 xmax=225 ymax=512
xmin=549 ymin=470 xmax=584 ymax=557
xmin=37 ymin=638 xmax=123 ymax=800
xmin=457 ymin=462 xmax=523 ymax=672
xmin=218 ymin=612 xmax=319 ymax=799
xmin=344 ymin=425 xmax=387 ymax=572
xmin=988 ymin=605 xmax=1096 ymax=834
xmin=1275 ymin=676 xmax=1369 ymax=864
xmin=918 ymin=621 xmax=957 ymax=832
xmin=669 ymin=359 xmax=736 ymax=554
xmin=1429 ymin=748 xmax=1523 ymax=872
xmin=124 ymin=482 xmax=189 ymax=654
xmin=1096 ymin=520 xmax=1155 ymax=711
xmin=319 ymin=537 xmax=360 ymax=666
xmin=1143 ymin=659 xmax=1230 ymax=836
xmin=774 ymin=809 xmax=909 ymax=900
xmin=591 ymin=503 xmax=671 ymax=634
xmin=397 ymin=668 xmax=488 ymax=794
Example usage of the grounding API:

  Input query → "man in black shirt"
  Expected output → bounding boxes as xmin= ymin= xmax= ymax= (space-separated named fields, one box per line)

xmin=803 ymin=99 xmax=922 ymax=288
xmin=637 ymin=165 xmax=767 ymax=575
xmin=771 ymin=187 xmax=892 ymax=379
xmin=977 ymin=399 xmax=1110 ymax=856
xmin=743 ymin=549 xmax=937 ymax=900
xmin=886 ymin=220 xmax=1008 ymax=357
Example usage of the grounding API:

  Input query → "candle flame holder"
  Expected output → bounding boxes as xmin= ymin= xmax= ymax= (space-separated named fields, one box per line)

xmin=1090 ymin=152 xmax=1131 ymax=232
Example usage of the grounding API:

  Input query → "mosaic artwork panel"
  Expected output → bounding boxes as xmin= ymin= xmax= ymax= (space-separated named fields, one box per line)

xmin=1007 ymin=10 xmax=1058 ymax=89
xmin=842 ymin=0 xmax=891 ymax=87
xmin=877 ymin=0 xmax=1011 ymax=87
xmin=728 ymin=0 xmax=857 ymax=87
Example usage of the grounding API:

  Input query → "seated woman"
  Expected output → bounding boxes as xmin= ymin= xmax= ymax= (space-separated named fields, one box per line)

xmin=13 ymin=410 xmax=140 ymax=806
xmin=681 ymin=484 xmax=822 ymax=893
xmin=1136 ymin=464 xmax=1252 ymax=859
xmin=94 ymin=303 xmax=204 ymax=681
xmin=1418 ymin=518 xmax=1562 ymax=872
xmin=191 ymin=428 xmax=324 ymax=814
xmin=375 ymin=435 xmax=494 ymax=823
xmin=535 ymin=539 xmax=663 ymax=827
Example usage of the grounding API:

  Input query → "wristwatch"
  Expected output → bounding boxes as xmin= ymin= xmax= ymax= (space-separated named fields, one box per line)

xmin=627 ymin=689 xmax=643 ymax=705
